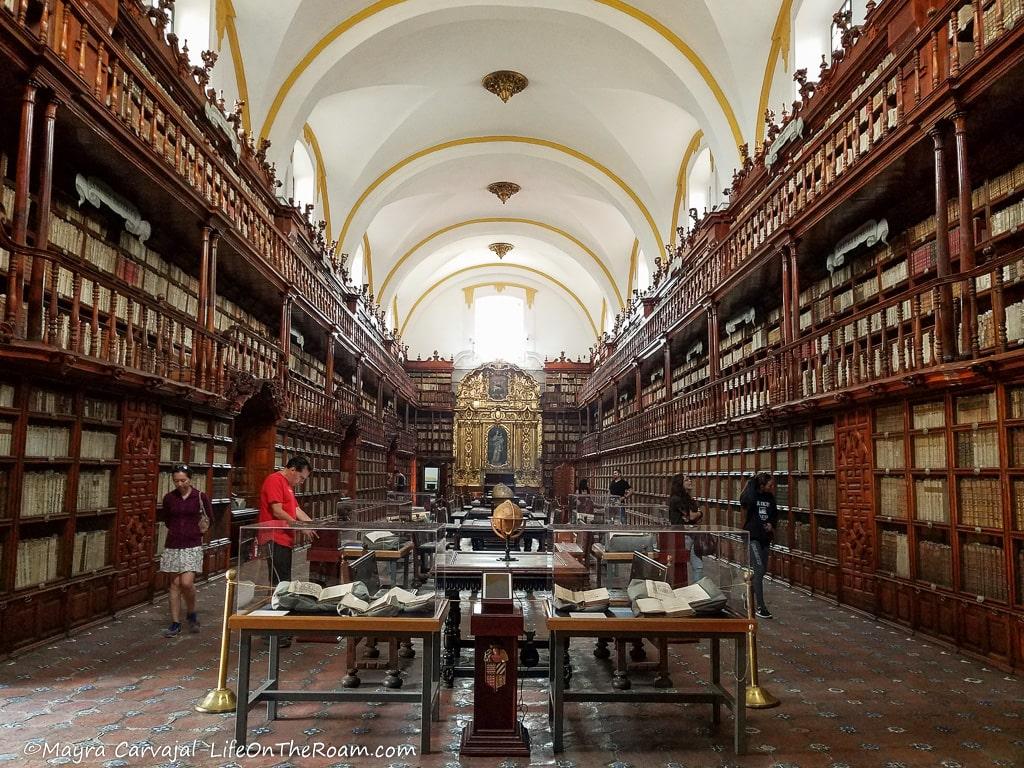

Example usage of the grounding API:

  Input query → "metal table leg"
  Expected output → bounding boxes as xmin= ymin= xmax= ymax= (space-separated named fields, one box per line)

xmin=711 ymin=636 xmax=721 ymax=730
xmin=267 ymin=635 xmax=280 ymax=721
xmin=735 ymin=634 xmax=747 ymax=754
xmin=234 ymin=632 xmax=251 ymax=745
xmin=420 ymin=633 xmax=432 ymax=754
xmin=551 ymin=629 xmax=564 ymax=752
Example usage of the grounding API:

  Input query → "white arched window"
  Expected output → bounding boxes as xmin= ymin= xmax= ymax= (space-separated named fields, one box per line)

xmin=635 ymin=251 xmax=651 ymax=293
xmin=687 ymin=147 xmax=714 ymax=219
xmin=474 ymin=295 xmax=525 ymax=364
xmin=348 ymin=243 xmax=365 ymax=288
xmin=290 ymin=141 xmax=316 ymax=210
xmin=172 ymin=0 xmax=212 ymax=64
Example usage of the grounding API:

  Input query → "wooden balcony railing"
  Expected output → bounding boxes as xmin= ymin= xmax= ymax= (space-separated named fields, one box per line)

xmin=0 ymin=236 xmax=270 ymax=393
xmin=2 ymin=0 xmax=414 ymax=395
xmin=224 ymin=324 xmax=281 ymax=382
xmin=583 ymin=243 xmax=1024 ymax=454
xmin=581 ymin=0 xmax=1023 ymax=404
xmin=285 ymin=377 xmax=338 ymax=431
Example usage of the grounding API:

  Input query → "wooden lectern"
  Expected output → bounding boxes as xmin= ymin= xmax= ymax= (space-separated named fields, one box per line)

xmin=459 ymin=575 xmax=530 ymax=756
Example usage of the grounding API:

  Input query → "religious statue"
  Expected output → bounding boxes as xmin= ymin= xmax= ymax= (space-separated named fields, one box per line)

xmin=487 ymin=425 xmax=508 ymax=466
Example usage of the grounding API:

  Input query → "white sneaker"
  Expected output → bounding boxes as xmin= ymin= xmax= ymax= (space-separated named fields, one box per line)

xmin=755 ymin=608 xmax=773 ymax=619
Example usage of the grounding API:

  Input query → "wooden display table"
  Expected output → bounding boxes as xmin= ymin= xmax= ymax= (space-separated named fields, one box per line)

xmin=229 ymin=602 xmax=448 ymax=754
xmin=544 ymin=604 xmax=751 ymax=755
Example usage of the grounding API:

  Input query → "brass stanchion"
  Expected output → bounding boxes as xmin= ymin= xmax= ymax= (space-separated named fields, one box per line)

xmin=196 ymin=568 xmax=238 ymax=713
xmin=743 ymin=570 xmax=780 ymax=709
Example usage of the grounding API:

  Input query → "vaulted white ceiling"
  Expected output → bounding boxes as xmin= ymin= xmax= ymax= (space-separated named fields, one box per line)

xmin=207 ymin=0 xmax=835 ymax=358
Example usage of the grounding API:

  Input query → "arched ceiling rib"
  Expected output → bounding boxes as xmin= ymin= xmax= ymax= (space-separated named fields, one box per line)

xmin=219 ymin=0 xmax=797 ymax=358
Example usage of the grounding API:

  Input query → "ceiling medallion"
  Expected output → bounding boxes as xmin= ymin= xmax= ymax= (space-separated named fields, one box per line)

xmin=487 ymin=181 xmax=521 ymax=204
xmin=482 ymin=70 xmax=528 ymax=103
xmin=489 ymin=242 xmax=514 ymax=260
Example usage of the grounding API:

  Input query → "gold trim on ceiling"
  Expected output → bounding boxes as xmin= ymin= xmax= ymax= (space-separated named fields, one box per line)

xmin=332 ymin=135 xmax=664 ymax=267
xmin=257 ymin=0 xmax=745 ymax=157
xmin=362 ymin=233 xmax=375 ymax=292
xmin=377 ymin=217 xmax=624 ymax=308
xmin=669 ymin=129 xmax=703 ymax=247
xmin=215 ymin=0 xmax=252 ymax=133
xmin=463 ymin=282 xmax=538 ymax=308
xmin=303 ymin=123 xmax=333 ymax=242
xmin=400 ymin=263 xmax=599 ymax=339
xmin=626 ymin=238 xmax=639 ymax=298
xmin=755 ymin=0 xmax=793 ymax=150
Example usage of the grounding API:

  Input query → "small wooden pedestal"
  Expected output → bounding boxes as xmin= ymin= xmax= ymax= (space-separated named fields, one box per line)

xmin=459 ymin=601 xmax=531 ymax=756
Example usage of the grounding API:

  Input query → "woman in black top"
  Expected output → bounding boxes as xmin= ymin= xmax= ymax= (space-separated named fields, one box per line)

xmin=741 ymin=472 xmax=779 ymax=619
xmin=668 ymin=473 xmax=704 ymax=583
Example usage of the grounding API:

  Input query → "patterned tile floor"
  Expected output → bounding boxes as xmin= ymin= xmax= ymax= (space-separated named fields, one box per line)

xmin=1 ymin=577 xmax=1022 ymax=768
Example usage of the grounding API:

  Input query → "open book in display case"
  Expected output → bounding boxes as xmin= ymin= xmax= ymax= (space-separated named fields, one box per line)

xmin=547 ymin=523 xmax=751 ymax=620
xmin=235 ymin=520 xmax=445 ymax=620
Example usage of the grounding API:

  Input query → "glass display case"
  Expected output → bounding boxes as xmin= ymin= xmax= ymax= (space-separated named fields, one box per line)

xmin=547 ymin=523 xmax=751 ymax=618
xmin=566 ymin=496 xmax=673 ymax=526
xmin=235 ymin=520 xmax=444 ymax=617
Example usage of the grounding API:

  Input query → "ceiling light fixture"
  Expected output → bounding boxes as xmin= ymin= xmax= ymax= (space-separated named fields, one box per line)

xmin=487 ymin=181 xmax=520 ymax=204
xmin=482 ymin=70 xmax=528 ymax=103
xmin=489 ymin=242 xmax=514 ymax=260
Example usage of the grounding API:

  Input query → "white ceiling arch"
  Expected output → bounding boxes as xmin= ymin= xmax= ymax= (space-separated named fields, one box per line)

xmin=333 ymin=138 xmax=663 ymax=279
xmin=391 ymin=231 xmax=608 ymax=323
xmin=255 ymin=0 xmax=750 ymax=169
xmin=399 ymin=262 xmax=601 ymax=340
xmin=377 ymin=218 xmax=623 ymax=310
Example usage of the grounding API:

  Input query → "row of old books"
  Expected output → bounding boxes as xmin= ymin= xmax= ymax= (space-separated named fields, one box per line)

xmin=0 ymin=382 xmax=14 ymax=408
xmin=82 ymin=397 xmax=119 ymax=422
xmin=958 ymin=478 xmax=1003 ymax=529
xmin=20 ymin=470 xmax=67 ymax=517
xmin=77 ymin=470 xmax=112 ymax=511
xmin=15 ymin=535 xmax=60 ymax=590
xmin=915 ymin=479 xmax=949 ymax=523
xmin=875 ymin=436 xmax=904 ymax=470
xmin=956 ymin=429 xmax=999 ymax=468
xmin=794 ymin=520 xmax=813 ymax=551
xmin=71 ymin=530 xmax=108 ymax=575
xmin=23 ymin=428 xmax=71 ymax=456
xmin=961 ymin=542 xmax=1007 ymax=601
xmin=79 ymin=430 xmax=118 ymax=460
xmin=879 ymin=529 xmax=911 ymax=578
xmin=27 ymin=388 xmax=74 ymax=415
xmin=879 ymin=476 xmax=907 ymax=517
xmin=1015 ymin=481 xmax=1024 ymax=530
xmin=918 ymin=540 xmax=953 ymax=587
xmin=0 ymin=418 xmax=13 ymax=455
xmin=956 ymin=392 xmax=996 ymax=423
xmin=913 ymin=433 xmax=946 ymax=469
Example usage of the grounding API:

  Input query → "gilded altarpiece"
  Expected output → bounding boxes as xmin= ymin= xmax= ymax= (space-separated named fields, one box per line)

xmin=836 ymin=407 xmax=876 ymax=613
xmin=453 ymin=364 xmax=542 ymax=487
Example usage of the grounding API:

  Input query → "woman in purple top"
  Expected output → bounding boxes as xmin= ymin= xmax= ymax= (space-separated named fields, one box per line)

xmin=159 ymin=465 xmax=212 ymax=637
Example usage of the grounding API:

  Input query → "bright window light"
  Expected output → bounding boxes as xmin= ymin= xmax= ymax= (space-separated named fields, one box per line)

xmin=474 ymin=294 xmax=525 ymax=363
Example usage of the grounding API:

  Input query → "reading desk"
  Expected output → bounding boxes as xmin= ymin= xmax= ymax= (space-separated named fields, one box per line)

xmin=228 ymin=601 xmax=448 ymax=754
xmin=543 ymin=603 xmax=751 ymax=755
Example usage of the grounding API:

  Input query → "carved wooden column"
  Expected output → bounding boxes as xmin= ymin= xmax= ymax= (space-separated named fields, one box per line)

xmin=953 ymin=111 xmax=978 ymax=356
xmin=6 ymin=80 xmax=38 ymax=329
xmin=612 ymin=379 xmax=620 ymax=424
xmin=27 ymin=97 xmax=59 ymax=341
xmin=835 ymin=407 xmax=876 ymax=613
xmin=596 ymin=397 xmax=602 ymax=432
xmin=325 ymin=326 xmax=336 ymax=397
xmin=279 ymin=293 xmax=293 ymax=381
xmin=930 ymin=125 xmax=957 ymax=362
xmin=114 ymin=400 xmax=160 ymax=609
xmin=205 ymin=230 xmax=220 ymax=386
xmin=633 ymin=360 xmax=641 ymax=413
xmin=662 ymin=336 xmax=672 ymax=404
xmin=707 ymin=302 xmax=720 ymax=420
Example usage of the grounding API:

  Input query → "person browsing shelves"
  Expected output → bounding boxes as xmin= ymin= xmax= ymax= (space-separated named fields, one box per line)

xmin=609 ymin=469 xmax=631 ymax=524
xmin=258 ymin=455 xmax=316 ymax=586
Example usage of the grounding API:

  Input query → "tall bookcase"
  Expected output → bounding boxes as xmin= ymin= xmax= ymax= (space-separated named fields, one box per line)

xmin=0 ymin=377 xmax=121 ymax=647
xmin=872 ymin=386 xmax=1023 ymax=613
xmin=155 ymin=407 xmax=233 ymax=581
xmin=275 ymin=428 xmax=342 ymax=519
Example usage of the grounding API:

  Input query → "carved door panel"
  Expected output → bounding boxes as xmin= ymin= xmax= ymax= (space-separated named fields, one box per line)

xmin=114 ymin=400 xmax=159 ymax=609
xmin=836 ymin=406 xmax=876 ymax=612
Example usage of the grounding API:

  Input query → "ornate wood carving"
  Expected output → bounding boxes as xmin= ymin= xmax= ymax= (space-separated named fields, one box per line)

xmin=453 ymin=363 xmax=542 ymax=487
xmin=114 ymin=399 xmax=160 ymax=608
xmin=836 ymin=406 xmax=875 ymax=612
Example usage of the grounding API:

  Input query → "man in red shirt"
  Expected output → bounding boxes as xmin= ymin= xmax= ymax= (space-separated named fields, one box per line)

xmin=258 ymin=455 xmax=314 ymax=584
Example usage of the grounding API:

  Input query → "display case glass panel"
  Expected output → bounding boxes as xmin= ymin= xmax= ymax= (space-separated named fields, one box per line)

xmin=544 ymin=524 xmax=751 ymax=619
xmin=235 ymin=521 xmax=443 ymax=618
